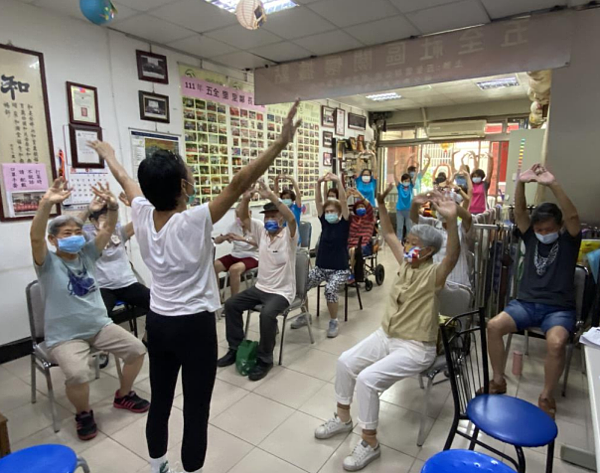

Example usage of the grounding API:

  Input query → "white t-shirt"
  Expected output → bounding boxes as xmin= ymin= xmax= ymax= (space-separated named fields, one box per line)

xmin=419 ymin=216 xmax=474 ymax=288
xmin=83 ymin=223 xmax=137 ymax=290
xmin=230 ymin=219 xmax=260 ymax=260
xmin=251 ymin=221 xmax=298 ymax=304
xmin=131 ymin=197 xmax=220 ymax=316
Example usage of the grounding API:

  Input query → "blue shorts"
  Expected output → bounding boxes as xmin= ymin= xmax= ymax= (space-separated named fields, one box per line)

xmin=504 ymin=300 xmax=576 ymax=333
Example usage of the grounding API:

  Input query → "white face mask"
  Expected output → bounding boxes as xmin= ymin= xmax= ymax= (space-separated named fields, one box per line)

xmin=453 ymin=192 xmax=463 ymax=204
xmin=535 ymin=232 xmax=560 ymax=245
xmin=362 ymin=175 xmax=372 ymax=184
xmin=472 ymin=177 xmax=483 ymax=184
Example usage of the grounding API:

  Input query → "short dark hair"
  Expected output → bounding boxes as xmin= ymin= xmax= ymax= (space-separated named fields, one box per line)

xmin=324 ymin=200 xmax=342 ymax=214
xmin=280 ymin=188 xmax=296 ymax=202
xmin=138 ymin=150 xmax=188 ymax=211
xmin=472 ymin=169 xmax=486 ymax=179
xmin=401 ymin=173 xmax=411 ymax=181
xmin=437 ymin=172 xmax=447 ymax=181
xmin=531 ymin=202 xmax=563 ymax=226
xmin=361 ymin=168 xmax=372 ymax=176
xmin=327 ymin=187 xmax=339 ymax=198
xmin=407 ymin=165 xmax=417 ymax=173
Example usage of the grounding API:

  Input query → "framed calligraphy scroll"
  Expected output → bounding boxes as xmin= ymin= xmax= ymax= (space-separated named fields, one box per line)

xmin=0 ymin=44 xmax=57 ymax=221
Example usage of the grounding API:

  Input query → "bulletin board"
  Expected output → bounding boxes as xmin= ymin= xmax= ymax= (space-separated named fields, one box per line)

xmin=0 ymin=44 xmax=57 ymax=221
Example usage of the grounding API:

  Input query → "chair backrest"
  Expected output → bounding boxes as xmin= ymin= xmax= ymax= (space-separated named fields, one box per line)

xmin=574 ymin=264 xmax=588 ymax=321
xmin=438 ymin=283 xmax=474 ymax=316
xmin=299 ymin=221 xmax=312 ymax=249
xmin=441 ymin=308 xmax=489 ymax=419
xmin=26 ymin=280 xmax=45 ymax=340
xmin=295 ymin=248 xmax=310 ymax=300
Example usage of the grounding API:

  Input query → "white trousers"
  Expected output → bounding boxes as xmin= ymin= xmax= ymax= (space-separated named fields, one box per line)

xmin=335 ymin=328 xmax=436 ymax=430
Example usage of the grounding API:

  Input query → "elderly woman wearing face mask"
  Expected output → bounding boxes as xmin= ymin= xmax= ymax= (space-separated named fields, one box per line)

xmin=355 ymin=151 xmax=378 ymax=206
xmin=292 ymin=172 xmax=350 ymax=338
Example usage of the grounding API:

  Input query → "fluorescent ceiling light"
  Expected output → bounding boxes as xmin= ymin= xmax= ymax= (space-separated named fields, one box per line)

xmin=204 ymin=0 xmax=298 ymax=14
xmin=366 ymin=92 xmax=402 ymax=102
xmin=476 ymin=77 xmax=519 ymax=90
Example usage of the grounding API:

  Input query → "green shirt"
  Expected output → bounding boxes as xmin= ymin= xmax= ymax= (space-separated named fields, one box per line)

xmin=35 ymin=240 xmax=112 ymax=348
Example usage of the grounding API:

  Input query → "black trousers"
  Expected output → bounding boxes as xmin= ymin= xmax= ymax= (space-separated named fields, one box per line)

xmin=145 ymin=310 xmax=217 ymax=472
xmin=224 ymin=286 xmax=289 ymax=364
xmin=100 ymin=282 xmax=150 ymax=312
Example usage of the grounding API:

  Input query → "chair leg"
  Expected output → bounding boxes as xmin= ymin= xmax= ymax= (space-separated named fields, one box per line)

xmin=279 ymin=315 xmax=287 ymax=366
xmin=114 ymin=355 xmax=123 ymax=383
xmin=503 ymin=333 xmax=513 ymax=372
xmin=562 ymin=342 xmax=574 ymax=397
xmin=31 ymin=355 xmax=37 ymax=404
xmin=244 ymin=311 xmax=251 ymax=338
xmin=468 ymin=426 xmax=479 ymax=450
xmin=44 ymin=367 xmax=60 ymax=433
xmin=524 ymin=330 xmax=530 ymax=356
xmin=418 ymin=375 xmax=424 ymax=389
xmin=356 ymin=283 xmax=363 ymax=310
xmin=94 ymin=355 xmax=100 ymax=380
xmin=132 ymin=316 xmax=139 ymax=338
xmin=305 ymin=308 xmax=315 ymax=345
xmin=545 ymin=441 xmax=555 ymax=473
xmin=77 ymin=456 xmax=91 ymax=473
xmin=515 ymin=446 xmax=526 ymax=473
xmin=345 ymin=284 xmax=348 ymax=322
xmin=443 ymin=417 xmax=459 ymax=450
xmin=417 ymin=376 xmax=433 ymax=446
xmin=316 ymin=286 xmax=321 ymax=318
xmin=581 ymin=346 xmax=587 ymax=375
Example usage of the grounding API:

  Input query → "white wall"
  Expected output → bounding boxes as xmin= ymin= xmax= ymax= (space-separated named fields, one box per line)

xmin=544 ymin=8 xmax=600 ymax=225
xmin=0 ymin=0 xmax=373 ymax=347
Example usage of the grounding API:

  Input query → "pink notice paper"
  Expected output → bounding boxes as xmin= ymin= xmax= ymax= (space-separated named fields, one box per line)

xmin=180 ymin=77 xmax=266 ymax=112
xmin=2 ymin=163 xmax=49 ymax=192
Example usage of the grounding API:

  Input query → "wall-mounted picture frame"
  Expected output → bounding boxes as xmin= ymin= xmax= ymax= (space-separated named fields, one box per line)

xmin=136 ymin=50 xmax=169 ymax=84
xmin=335 ymin=108 xmax=346 ymax=136
xmin=321 ymin=105 xmax=335 ymax=128
xmin=139 ymin=91 xmax=170 ymax=123
xmin=66 ymin=82 xmax=99 ymax=127
xmin=322 ymin=130 xmax=333 ymax=148
xmin=348 ymin=112 xmax=367 ymax=130
xmin=69 ymin=124 xmax=104 ymax=169
xmin=323 ymin=152 xmax=332 ymax=166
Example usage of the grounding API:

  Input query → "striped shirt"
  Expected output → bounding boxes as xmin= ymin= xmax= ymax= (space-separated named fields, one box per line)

xmin=419 ymin=216 xmax=473 ymax=288
xmin=348 ymin=204 xmax=375 ymax=248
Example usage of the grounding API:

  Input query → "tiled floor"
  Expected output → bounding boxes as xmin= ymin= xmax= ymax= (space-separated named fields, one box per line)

xmin=0 ymin=248 xmax=594 ymax=473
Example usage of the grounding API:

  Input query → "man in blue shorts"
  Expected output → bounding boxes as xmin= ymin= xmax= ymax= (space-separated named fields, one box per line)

xmin=485 ymin=164 xmax=581 ymax=419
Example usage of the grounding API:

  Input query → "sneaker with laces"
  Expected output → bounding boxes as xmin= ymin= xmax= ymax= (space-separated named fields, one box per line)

xmin=113 ymin=390 xmax=150 ymax=413
xmin=315 ymin=413 xmax=353 ymax=439
xmin=291 ymin=315 xmax=308 ymax=329
xmin=327 ymin=319 xmax=339 ymax=338
xmin=343 ymin=440 xmax=381 ymax=471
xmin=75 ymin=410 xmax=97 ymax=441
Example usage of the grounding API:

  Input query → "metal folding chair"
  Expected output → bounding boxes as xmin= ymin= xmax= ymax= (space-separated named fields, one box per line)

xmin=244 ymin=249 xmax=314 ymax=365
xmin=299 ymin=221 xmax=312 ymax=250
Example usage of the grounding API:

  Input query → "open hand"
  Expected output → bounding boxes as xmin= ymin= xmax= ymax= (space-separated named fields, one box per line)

xmin=519 ymin=164 xmax=543 ymax=183
xmin=533 ymin=165 xmax=556 ymax=186
xmin=256 ymin=180 xmax=272 ymax=199
xmin=44 ymin=178 xmax=72 ymax=205
xmin=376 ymin=183 xmax=394 ymax=205
xmin=118 ymin=192 xmax=131 ymax=207
xmin=89 ymin=195 xmax=105 ymax=212
xmin=278 ymin=99 xmax=302 ymax=145
xmin=91 ymin=182 xmax=117 ymax=207
xmin=433 ymin=194 xmax=458 ymax=220
xmin=88 ymin=141 xmax=115 ymax=160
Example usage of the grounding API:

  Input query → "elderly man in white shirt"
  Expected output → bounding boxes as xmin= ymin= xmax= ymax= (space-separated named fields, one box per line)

xmin=217 ymin=181 xmax=298 ymax=381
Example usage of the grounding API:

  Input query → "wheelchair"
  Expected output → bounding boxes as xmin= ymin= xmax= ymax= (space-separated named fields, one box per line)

xmin=352 ymin=234 xmax=385 ymax=291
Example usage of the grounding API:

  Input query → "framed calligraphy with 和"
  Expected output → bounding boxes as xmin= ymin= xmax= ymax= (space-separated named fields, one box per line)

xmin=0 ymin=44 xmax=57 ymax=221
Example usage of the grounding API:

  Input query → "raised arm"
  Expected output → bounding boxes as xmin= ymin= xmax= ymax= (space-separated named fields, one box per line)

xmin=536 ymin=165 xmax=581 ymax=237
xmin=455 ymin=200 xmax=473 ymax=233
xmin=90 ymin=183 xmax=119 ymax=252
xmin=289 ymin=175 xmax=302 ymax=207
xmin=31 ymin=178 xmax=71 ymax=266
xmin=377 ymin=184 xmax=404 ymax=264
xmin=273 ymin=174 xmax=282 ymax=196
xmin=514 ymin=165 xmax=536 ymax=233
xmin=316 ymin=176 xmax=325 ymax=217
xmin=118 ymin=192 xmax=135 ymax=239
xmin=433 ymin=198 xmax=460 ymax=289
xmin=78 ymin=195 xmax=105 ymax=223
xmin=237 ymin=190 xmax=252 ymax=230
xmin=257 ymin=180 xmax=297 ymax=237
xmin=420 ymin=154 xmax=431 ymax=177
xmin=393 ymin=160 xmax=400 ymax=186
xmin=410 ymin=192 xmax=430 ymax=224
xmin=485 ymin=153 xmax=495 ymax=182
xmin=209 ymin=100 xmax=301 ymax=224
xmin=89 ymin=141 xmax=143 ymax=204
xmin=329 ymin=173 xmax=349 ymax=220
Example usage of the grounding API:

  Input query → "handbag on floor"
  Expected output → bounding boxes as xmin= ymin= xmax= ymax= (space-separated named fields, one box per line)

xmin=236 ymin=340 xmax=258 ymax=376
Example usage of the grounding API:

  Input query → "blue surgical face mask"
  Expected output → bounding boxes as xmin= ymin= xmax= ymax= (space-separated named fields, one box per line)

xmin=356 ymin=208 xmax=367 ymax=217
xmin=264 ymin=219 xmax=280 ymax=233
xmin=409 ymin=172 xmax=416 ymax=178
xmin=472 ymin=177 xmax=483 ymax=184
xmin=535 ymin=232 xmax=559 ymax=245
xmin=282 ymin=198 xmax=293 ymax=207
xmin=455 ymin=176 xmax=467 ymax=187
xmin=325 ymin=213 xmax=339 ymax=224
xmin=57 ymin=235 xmax=86 ymax=254
xmin=184 ymin=180 xmax=196 ymax=205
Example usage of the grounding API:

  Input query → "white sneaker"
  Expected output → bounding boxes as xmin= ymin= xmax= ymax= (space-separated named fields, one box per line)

xmin=343 ymin=440 xmax=381 ymax=471
xmin=327 ymin=319 xmax=339 ymax=338
xmin=315 ymin=413 xmax=353 ymax=439
xmin=291 ymin=315 xmax=308 ymax=329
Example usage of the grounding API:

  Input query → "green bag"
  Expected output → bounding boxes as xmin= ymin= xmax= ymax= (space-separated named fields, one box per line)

xmin=236 ymin=340 xmax=258 ymax=376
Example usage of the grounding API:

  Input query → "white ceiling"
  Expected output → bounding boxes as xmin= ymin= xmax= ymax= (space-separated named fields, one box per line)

xmin=17 ymin=0 xmax=587 ymax=70
xmin=335 ymin=72 xmax=531 ymax=111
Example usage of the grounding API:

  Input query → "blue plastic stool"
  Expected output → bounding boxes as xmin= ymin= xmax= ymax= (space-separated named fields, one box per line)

xmin=0 ymin=444 xmax=90 ymax=473
xmin=422 ymin=450 xmax=516 ymax=473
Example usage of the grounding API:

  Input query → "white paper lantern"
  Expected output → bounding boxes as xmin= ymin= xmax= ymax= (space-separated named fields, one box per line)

xmin=236 ymin=0 xmax=267 ymax=30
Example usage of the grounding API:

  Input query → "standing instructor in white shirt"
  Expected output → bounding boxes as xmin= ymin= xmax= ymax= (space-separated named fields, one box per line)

xmin=88 ymin=100 xmax=301 ymax=473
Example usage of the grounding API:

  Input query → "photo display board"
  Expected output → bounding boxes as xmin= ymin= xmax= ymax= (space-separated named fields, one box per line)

xmin=179 ymin=66 xmax=321 ymax=203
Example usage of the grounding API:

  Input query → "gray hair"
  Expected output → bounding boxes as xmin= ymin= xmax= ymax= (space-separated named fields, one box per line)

xmin=48 ymin=215 xmax=84 ymax=236
xmin=409 ymin=224 xmax=444 ymax=255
